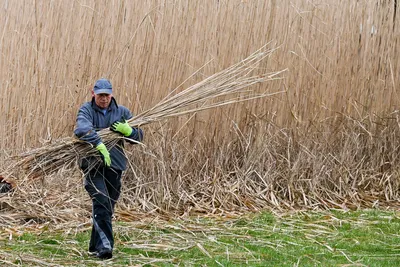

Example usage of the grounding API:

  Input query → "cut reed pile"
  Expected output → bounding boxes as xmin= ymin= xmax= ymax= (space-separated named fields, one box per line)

xmin=12 ymin=46 xmax=286 ymax=179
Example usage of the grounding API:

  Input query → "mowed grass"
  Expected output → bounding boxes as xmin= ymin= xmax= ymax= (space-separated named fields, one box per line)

xmin=1 ymin=209 xmax=400 ymax=266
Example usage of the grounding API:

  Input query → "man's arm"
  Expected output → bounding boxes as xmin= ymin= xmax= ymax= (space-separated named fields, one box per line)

xmin=74 ymin=105 xmax=101 ymax=146
xmin=74 ymin=105 xmax=111 ymax=167
xmin=126 ymin=127 xmax=143 ymax=142
xmin=125 ymin=109 xmax=144 ymax=142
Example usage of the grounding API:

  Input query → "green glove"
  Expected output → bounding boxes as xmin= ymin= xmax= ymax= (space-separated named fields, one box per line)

xmin=96 ymin=143 xmax=111 ymax=167
xmin=110 ymin=119 xmax=133 ymax=136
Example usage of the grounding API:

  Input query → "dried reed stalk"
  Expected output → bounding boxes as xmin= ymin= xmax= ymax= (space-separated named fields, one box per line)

xmin=14 ymin=46 xmax=286 ymax=178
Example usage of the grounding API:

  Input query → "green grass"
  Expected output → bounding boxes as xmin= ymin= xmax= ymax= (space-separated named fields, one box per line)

xmin=1 ymin=209 xmax=400 ymax=266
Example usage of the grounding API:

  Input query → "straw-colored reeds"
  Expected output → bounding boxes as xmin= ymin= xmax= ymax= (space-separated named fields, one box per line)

xmin=1 ymin=1 xmax=400 ymax=224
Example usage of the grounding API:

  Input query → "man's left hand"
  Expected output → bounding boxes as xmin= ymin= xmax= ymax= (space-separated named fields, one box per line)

xmin=110 ymin=119 xmax=133 ymax=137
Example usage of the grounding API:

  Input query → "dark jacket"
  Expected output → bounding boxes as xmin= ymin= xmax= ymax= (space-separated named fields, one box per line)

xmin=74 ymin=97 xmax=143 ymax=171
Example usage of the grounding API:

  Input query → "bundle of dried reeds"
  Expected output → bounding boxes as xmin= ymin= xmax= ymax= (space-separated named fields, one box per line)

xmin=14 ymin=46 xmax=286 ymax=178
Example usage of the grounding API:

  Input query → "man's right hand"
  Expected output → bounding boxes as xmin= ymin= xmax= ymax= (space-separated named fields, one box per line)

xmin=96 ymin=143 xmax=111 ymax=167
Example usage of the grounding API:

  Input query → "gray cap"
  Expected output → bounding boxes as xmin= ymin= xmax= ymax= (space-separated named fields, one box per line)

xmin=94 ymin=78 xmax=112 ymax=95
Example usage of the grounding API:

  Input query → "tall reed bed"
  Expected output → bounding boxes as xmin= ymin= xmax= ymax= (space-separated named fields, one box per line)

xmin=0 ymin=1 xmax=400 ymax=220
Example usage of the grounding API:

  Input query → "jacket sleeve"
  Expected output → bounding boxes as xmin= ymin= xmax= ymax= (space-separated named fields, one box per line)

xmin=127 ymin=127 xmax=144 ymax=142
xmin=74 ymin=105 xmax=102 ymax=146
xmin=124 ymin=108 xmax=144 ymax=142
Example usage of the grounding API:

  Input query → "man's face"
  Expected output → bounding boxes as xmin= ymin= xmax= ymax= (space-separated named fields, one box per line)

xmin=93 ymin=92 xmax=112 ymax=109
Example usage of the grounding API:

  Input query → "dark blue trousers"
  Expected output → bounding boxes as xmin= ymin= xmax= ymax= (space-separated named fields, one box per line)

xmin=84 ymin=167 xmax=122 ymax=252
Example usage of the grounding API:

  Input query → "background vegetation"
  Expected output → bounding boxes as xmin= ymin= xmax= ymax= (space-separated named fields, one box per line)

xmin=0 ymin=0 xmax=399 ymax=220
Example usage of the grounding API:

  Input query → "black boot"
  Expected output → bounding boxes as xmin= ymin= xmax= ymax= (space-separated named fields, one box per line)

xmin=96 ymin=248 xmax=112 ymax=259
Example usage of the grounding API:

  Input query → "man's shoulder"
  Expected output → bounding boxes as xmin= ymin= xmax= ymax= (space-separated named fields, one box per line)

xmin=114 ymin=104 xmax=133 ymax=118
xmin=79 ymin=101 xmax=93 ymax=109
xmin=113 ymin=101 xmax=129 ymax=112
xmin=118 ymin=104 xmax=130 ymax=111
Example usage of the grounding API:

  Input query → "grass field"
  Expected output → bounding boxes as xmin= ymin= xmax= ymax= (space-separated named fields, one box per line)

xmin=1 ymin=209 xmax=400 ymax=266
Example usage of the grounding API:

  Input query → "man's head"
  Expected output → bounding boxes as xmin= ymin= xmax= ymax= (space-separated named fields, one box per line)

xmin=92 ymin=78 xmax=113 ymax=109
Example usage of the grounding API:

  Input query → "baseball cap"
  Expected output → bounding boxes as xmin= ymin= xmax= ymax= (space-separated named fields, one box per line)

xmin=93 ymin=78 xmax=112 ymax=95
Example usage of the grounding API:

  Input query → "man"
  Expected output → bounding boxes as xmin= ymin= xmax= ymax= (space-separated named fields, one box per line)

xmin=74 ymin=78 xmax=143 ymax=259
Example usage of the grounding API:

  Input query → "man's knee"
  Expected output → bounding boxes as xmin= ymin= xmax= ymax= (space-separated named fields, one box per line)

xmin=92 ymin=193 xmax=113 ymax=214
xmin=94 ymin=208 xmax=113 ymax=220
